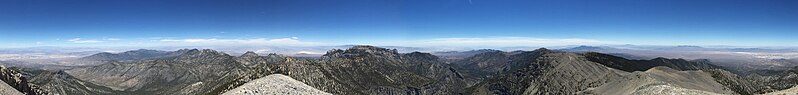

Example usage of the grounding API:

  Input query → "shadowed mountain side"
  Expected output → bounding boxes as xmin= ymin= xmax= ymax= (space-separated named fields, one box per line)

xmin=582 ymin=52 xmax=724 ymax=72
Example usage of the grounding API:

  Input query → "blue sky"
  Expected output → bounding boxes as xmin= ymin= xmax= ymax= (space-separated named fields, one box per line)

xmin=1 ymin=0 xmax=797 ymax=48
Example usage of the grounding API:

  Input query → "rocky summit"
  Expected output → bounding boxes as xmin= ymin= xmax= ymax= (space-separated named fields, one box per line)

xmin=222 ymin=74 xmax=331 ymax=95
xmin=1 ymin=45 xmax=797 ymax=95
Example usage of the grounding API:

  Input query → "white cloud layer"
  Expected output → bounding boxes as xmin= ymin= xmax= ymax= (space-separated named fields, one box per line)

xmin=67 ymin=38 xmax=104 ymax=43
xmin=297 ymin=51 xmax=323 ymax=54
xmin=158 ymin=37 xmax=321 ymax=46
xmin=384 ymin=37 xmax=615 ymax=47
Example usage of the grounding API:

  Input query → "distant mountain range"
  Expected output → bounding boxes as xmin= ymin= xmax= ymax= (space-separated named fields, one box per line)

xmin=560 ymin=45 xmax=798 ymax=74
xmin=0 ymin=45 xmax=797 ymax=95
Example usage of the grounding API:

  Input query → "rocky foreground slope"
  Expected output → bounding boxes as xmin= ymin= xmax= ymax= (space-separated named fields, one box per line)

xmin=762 ymin=86 xmax=798 ymax=95
xmin=222 ymin=74 xmax=331 ymax=95
xmin=1 ymin=65 xmax=46 ymax=95
xmin=585 ymin=66 xmax=734 ymax=94
xmin=2 ymin=45 xmax=797 ymax=95
xmin=1 ymin=80 xmax=24 ymax=95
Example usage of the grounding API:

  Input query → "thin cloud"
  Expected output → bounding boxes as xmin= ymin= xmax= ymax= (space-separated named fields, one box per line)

xmin=158 ymin=37 xmax=321 ymax=46
xmin=67 ymin=38 xmax=104 ymax=43
xmin=384 ymin=37 xmax=616 ymax=47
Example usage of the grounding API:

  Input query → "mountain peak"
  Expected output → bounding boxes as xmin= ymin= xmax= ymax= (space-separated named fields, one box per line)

xmin=533 ymin=48 xmax=552 ymax=52
xmin=470 ymin=49 xmax=502 ymax=53
xmin=323 ymin=45 xmax=399 ymax=58
xmin=174 ymin=49 xmax=233 ymax=64
xmin=571 ymin=45 xmax=602 ymax=50
xmin=81 ymin=49 xmax=172 ymax=61
xmin=123 ymin=49 xmax=163 ymax=53
xmin=241 ymin=51 xmax=259 ymax=57
xmin=174 ymin=49 xmax=200 ymax=54
xmin=349 ymin=45 xmax=394 ymax=51
xmin=645 ymin=66 xmax=679 ymax=73
xmin=178 ymin=49 xmax=227 ymax=56
xmin=403 ymin=52 xmax=439 ymax=60
xmin=93 ymin=52 xmax=114 ymax=56
xmin=200 ymin=49 xmax=219 ymax=53
xmin=192 ymin=49 xmax=228 ymax=57
xmin=177 ymin=48 xmax=199 ymax=51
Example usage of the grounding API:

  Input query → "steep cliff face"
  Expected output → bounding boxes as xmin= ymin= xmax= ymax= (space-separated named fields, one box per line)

xmin=270 ymin=57 xmax=357 ymax=94
xmin=314 ymin=45 xmax=470 ymax=94
xmin=0 ymin=65 xmax=47 ymax=95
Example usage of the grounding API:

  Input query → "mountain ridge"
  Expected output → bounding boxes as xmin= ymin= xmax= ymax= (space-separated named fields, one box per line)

xmin=2 ymin=45 xmax=796 ymax=95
